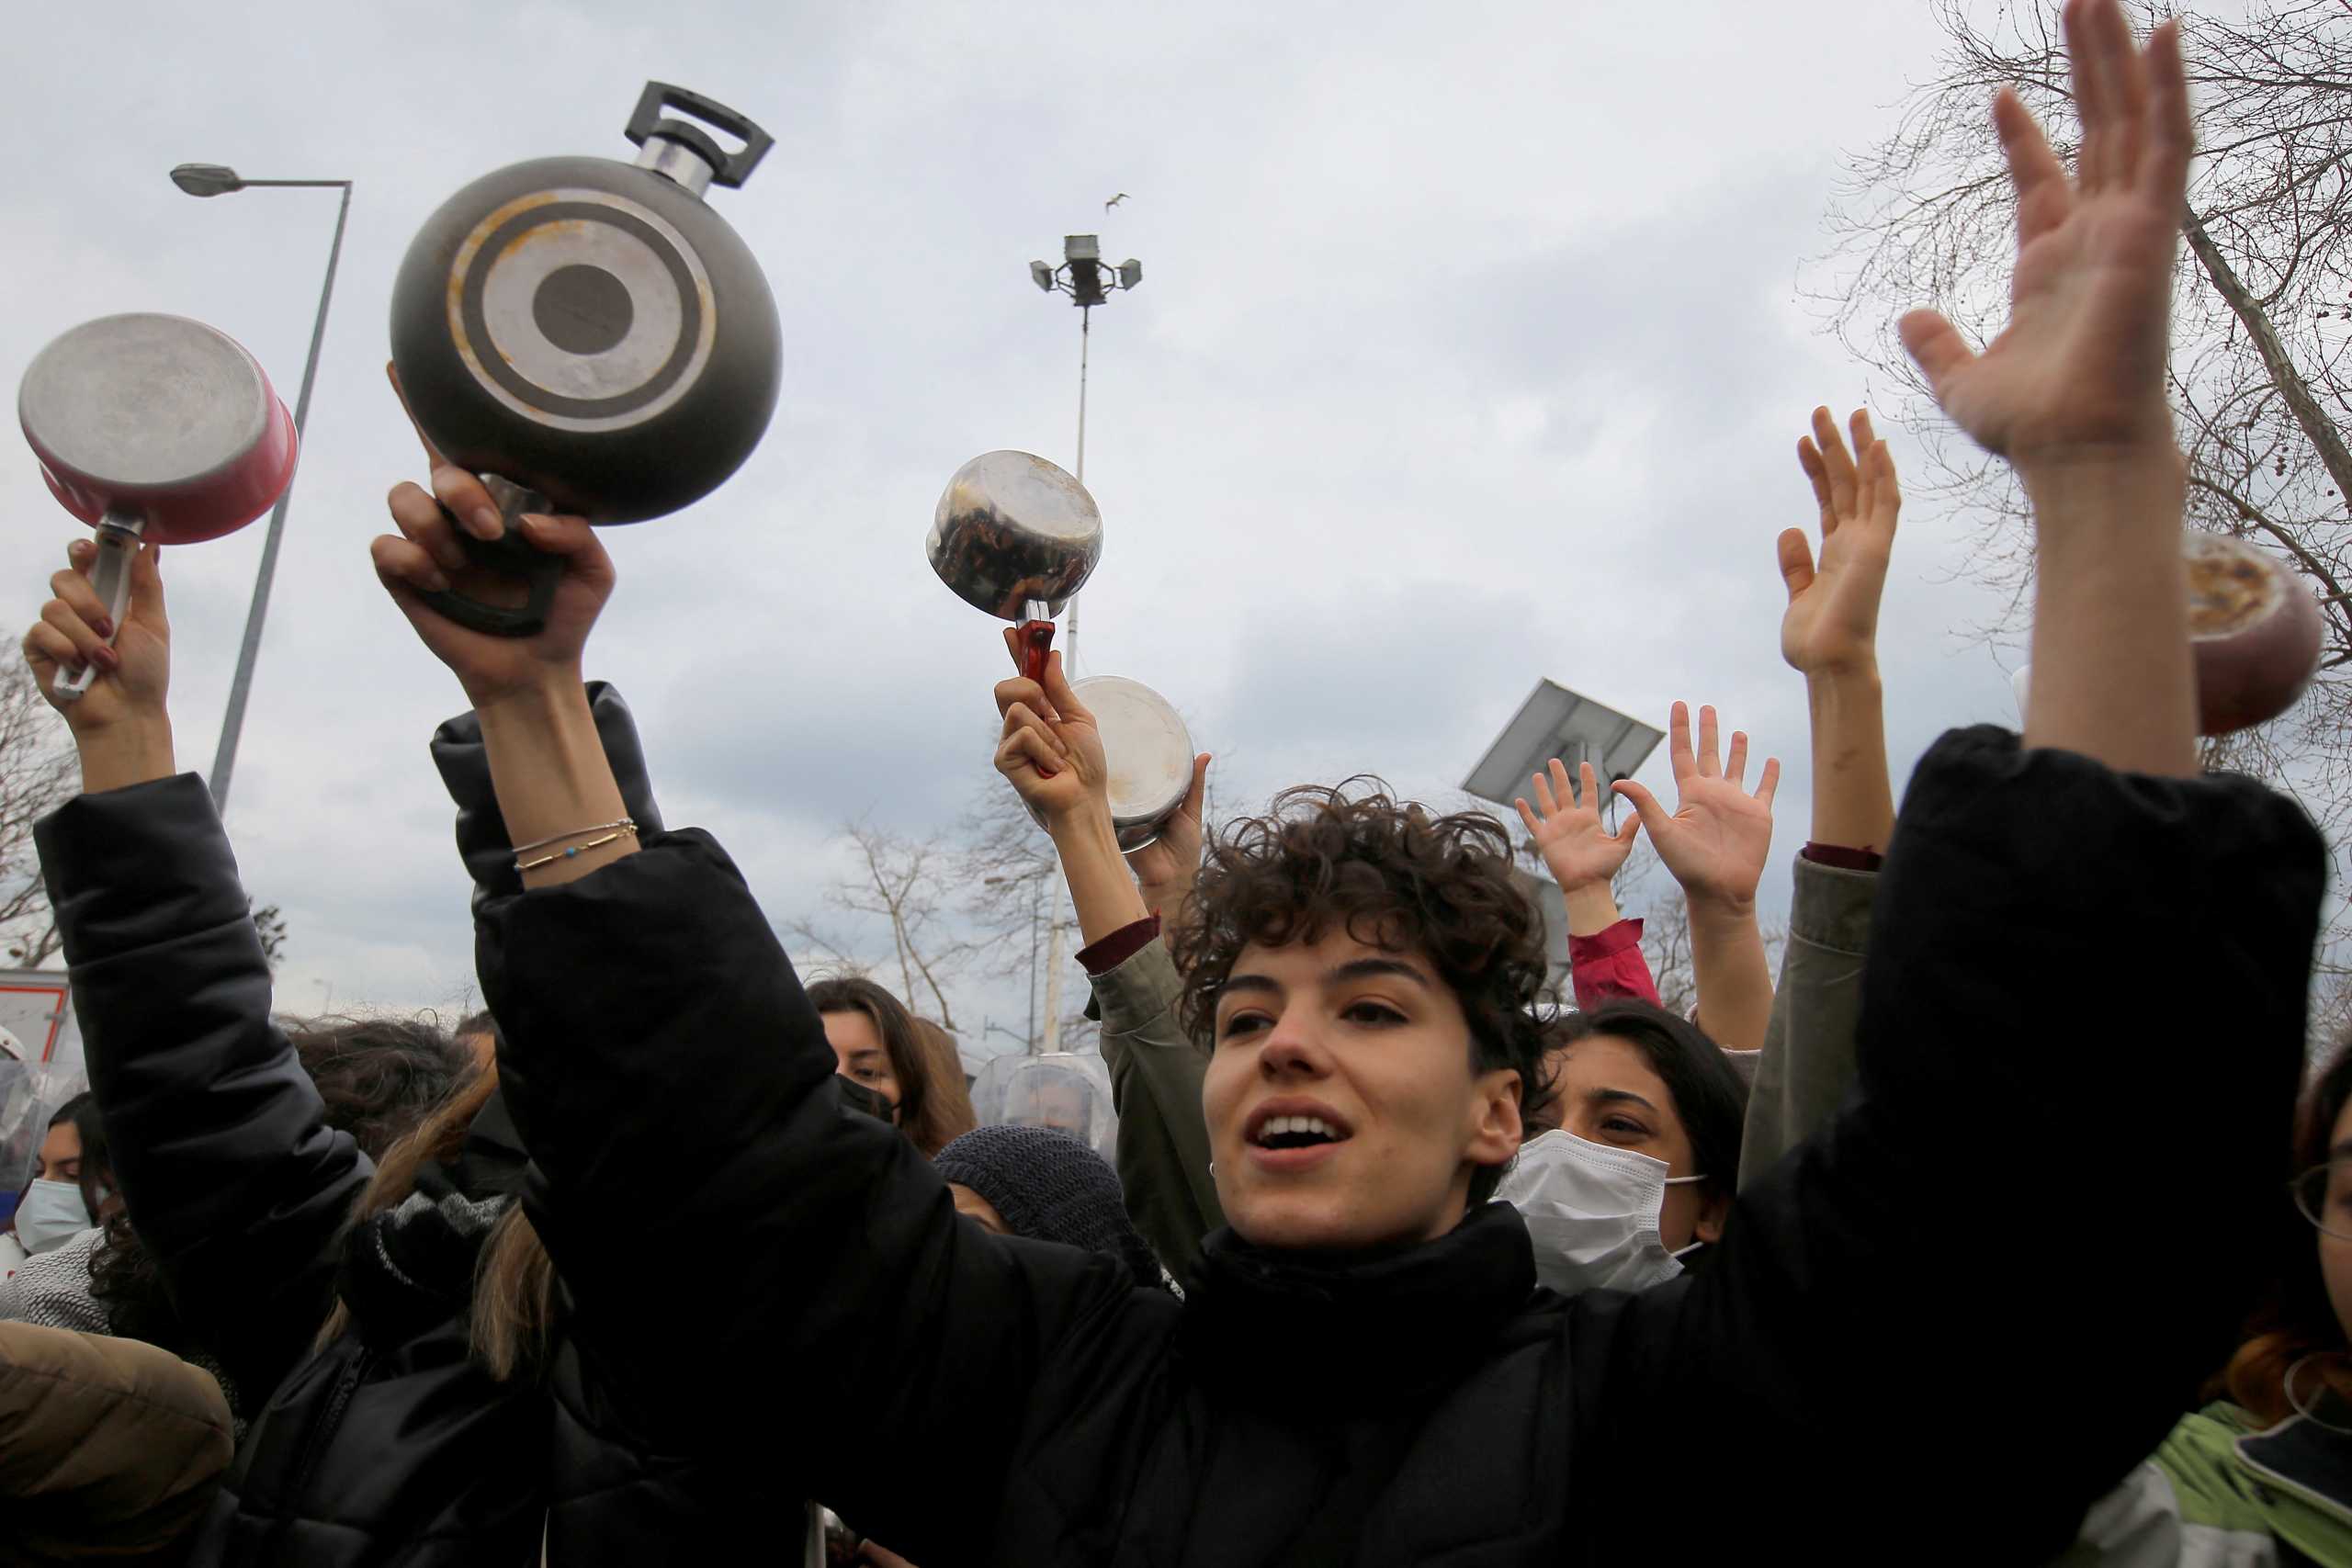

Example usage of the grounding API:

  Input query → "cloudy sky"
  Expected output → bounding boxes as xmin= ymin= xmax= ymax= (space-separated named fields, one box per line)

xmin=4 ymin=0 xmax=2032 ymax=1058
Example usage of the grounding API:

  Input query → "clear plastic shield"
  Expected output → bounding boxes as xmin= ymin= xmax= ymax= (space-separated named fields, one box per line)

xmin=970 ymin=1050 xmax=1118 ymax=1164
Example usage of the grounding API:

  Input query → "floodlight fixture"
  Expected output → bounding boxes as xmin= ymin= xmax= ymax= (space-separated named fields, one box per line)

xmin=1463 ymin=680 xmax=1667 ymax=811
xmin=1029 ymin=232 xmax=1142 ymax=310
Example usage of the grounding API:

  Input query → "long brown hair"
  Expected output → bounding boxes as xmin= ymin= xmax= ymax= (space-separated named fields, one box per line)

xmin=807 ymin=976 xmax=966 ymax=1156
xmin=316 ymin=1063 xmax=555 ymax=1381
xmin=2217 ymin=1034 xmax=2352 ymax=1424
xmin=911 ymin=1018 xmax=978 ymax=1147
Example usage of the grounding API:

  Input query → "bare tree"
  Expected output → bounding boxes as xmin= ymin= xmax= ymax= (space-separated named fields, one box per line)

xmin=0 ymin=662 xmax=81 ymax=968
xmin=953 ymin=780 xmax=1102 ymax=1053
xmin=782 ymin=818 xmax=972 ymax=1031
xmin=253 ymin=905 xmax=289 ymax=972
xmin=1816 ymin=0 xmax=2352 ymax=1020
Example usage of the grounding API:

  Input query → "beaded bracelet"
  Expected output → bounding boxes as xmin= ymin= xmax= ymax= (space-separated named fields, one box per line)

xmin=511 ymin=818 xmax=636 ymax=858
xmin=515 ymin=825 xmax=639 ymax=873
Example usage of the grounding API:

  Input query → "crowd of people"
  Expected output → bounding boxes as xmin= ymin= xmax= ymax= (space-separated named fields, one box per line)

xmin=1 ymin=6 xmax=2346 ymax=1562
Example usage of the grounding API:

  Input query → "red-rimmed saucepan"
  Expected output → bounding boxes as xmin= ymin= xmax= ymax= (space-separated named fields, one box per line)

xmin=18 ymin=312 xmax=296 ymax=701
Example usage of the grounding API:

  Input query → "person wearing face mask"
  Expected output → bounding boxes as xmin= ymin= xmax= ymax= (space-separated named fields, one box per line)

xmin=1 ymin=1094 xmax=114 ymax=1284
xmin=809 ymin=976 xmax=973 ymax=1156
xmin=1502 ymin=999 xmax=1747 ymax=1296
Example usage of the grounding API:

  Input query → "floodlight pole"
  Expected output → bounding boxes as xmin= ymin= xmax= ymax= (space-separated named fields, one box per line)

xmin=1024 ymin=234 xmax=1139 ymax=1056
xmin=1067 ymin=305 xmax=1091 ymax=672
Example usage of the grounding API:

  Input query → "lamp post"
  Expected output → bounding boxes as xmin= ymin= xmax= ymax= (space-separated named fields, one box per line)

xmin=1025 ymin=233 xmax=1140 ymax=1054
xmin=983 ymin=868 xmax=1047 ymax=1051
xmin=169 ymin=164 xmax=354 ymax=814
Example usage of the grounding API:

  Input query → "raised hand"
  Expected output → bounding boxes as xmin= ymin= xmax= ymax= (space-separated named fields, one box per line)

xmin=1515 ymin=758 xmax=1641 ymax=894
xmin=1613 ymin=703 xmax=1780 ymax=914
xmin=1784 ymin=408 xmax=1900 ymax=680
xmin=993 ymin=637 xmax=1111 ymax=828
xmin=1896 ymin=0 xmax=2189 ymax=469
xmin=1126 ymin=751 xmax=1212 ymax=902
xmin=372 ymin=363 xmax=614 ymax=705
xmin=25 ymin=537 xmax=169 ymax=731
xmin=23 ymin=536 xmax=178 ymax=795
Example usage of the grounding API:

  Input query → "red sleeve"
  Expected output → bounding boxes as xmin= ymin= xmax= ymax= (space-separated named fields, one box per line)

xmin=1803 ymin=841 xmax=1885 ymax=872
xmin=1567 ymin=917 xmax=1660 ymax=1009
xmin=1076 ymin=915 xmax=1161 ymax=976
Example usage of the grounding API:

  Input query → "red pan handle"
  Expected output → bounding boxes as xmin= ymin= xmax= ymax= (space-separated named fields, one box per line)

xmin=1016 ymin=598 xmax=1057 ymax=683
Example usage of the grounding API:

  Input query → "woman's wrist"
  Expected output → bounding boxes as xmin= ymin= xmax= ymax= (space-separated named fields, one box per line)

xmin=74 ymin=715 xmax=175 ymax=796
xmin=1560 ymin=880 xmax=1624 ymax=938
xmin=472 ymin=670 xmax=634 ymax=886
xmin=1805 ymin=668 xmax=1895 ymax=851
xmin=1050 ymin=807 xmax=1148 ymax=944
xmin=1684 ymin=888 xmax=1759 ymax=928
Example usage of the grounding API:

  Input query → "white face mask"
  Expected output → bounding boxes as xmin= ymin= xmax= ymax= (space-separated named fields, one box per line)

xmin=1494 ymin=1130 xmax=1706 ymax=1296
xmin=14 ymin=1178 xmax=95 ymax=1256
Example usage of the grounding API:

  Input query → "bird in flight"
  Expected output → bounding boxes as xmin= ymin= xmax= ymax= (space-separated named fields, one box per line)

xmin=1104 ymin=192 xmax=1131 ymax=210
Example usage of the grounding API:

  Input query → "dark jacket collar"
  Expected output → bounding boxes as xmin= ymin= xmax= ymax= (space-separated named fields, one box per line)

xmin=1181 ymin=1201 xmax=1538 ymax=1416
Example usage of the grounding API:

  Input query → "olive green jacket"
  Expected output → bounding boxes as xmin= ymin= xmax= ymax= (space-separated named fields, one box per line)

xmin=1736 ymin=853 xmax=1879 ymax=1191
xmin=1088 ymin=936 xmax=1222 ymax=1286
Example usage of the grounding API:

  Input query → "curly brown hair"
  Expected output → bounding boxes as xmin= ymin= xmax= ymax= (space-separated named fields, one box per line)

xmin=1170 ymin=781 xmax=1550 ymax=1204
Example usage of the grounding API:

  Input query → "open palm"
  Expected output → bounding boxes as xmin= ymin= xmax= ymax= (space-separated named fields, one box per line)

xmin=1898 ymin=1 xmax=2191 ymax=467
xmin=1515 ymin=758 xmax=1640 ymax=893
xmin=1782 ymin=407 xmax=1899 ymax=679
xmin=1613 ymin=703 xmax=1779 ymax=911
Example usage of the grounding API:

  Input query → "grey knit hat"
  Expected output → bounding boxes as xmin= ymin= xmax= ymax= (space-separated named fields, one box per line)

xmin=935 ymin=1124 xmax=1168 ymax=1292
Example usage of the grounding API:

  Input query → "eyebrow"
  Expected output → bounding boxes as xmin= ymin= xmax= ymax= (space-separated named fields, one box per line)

xmin=1583 ymin=1087 xmax=1660 ymax=1115
xmin=1218 ymin=957 xmax=1432 ymax=1005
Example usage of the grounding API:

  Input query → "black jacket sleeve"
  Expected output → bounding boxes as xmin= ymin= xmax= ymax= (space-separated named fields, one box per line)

xmin=1597 ymin=728 xmax=2327 ymax=1559
xmin=476 ymin=831 xmax=1133 ymax=1559
xmin=36 ymin=774 xmax=369 ymax=1404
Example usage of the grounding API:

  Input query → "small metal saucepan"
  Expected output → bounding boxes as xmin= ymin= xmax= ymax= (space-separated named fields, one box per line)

xmin=927 ymin=449 xmax=1102 ymax=681
xmin=18 ymin=313 xmax=297 ymax=701
xmin=1024 ymin=673 xmax=1194 ymax=852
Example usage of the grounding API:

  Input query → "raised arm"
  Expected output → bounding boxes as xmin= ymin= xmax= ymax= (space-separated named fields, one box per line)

xmin=1611 ymin=12 xmax=2321 ymax=1557
xmin=381 ymin=473 xmax=1139 ymax=1565
xmin=1739 ymin=409 xmax=1901 ymax=1185
xmin=994 ymin=644 xmax=1223 ymax=1279
xmin=1897 ymin=1 xmax=2198 ymax=778
xmin=1611 ymin=704 xmax=1781 ymax=1052
xmin=1514 ymin=759 xmax=1660 ymax=1009
xmin=23 ymin=539 xmax=368 ymax=1403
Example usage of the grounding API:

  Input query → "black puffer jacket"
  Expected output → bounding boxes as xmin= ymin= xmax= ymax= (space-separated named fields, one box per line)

xmin=479 ymin=728 xmax=2326 ymax=1565
xmin=37 ymin=688 xmax=790 ymax=1565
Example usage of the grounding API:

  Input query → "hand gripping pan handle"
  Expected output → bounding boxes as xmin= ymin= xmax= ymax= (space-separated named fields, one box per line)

xmin=54 ymin=510 xmax=143 ymax=704
xmin=415 ymin=476 xmax=563 ymax=638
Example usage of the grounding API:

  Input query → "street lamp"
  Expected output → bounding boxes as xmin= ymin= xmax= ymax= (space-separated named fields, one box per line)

xmin=983 ymin=870 xmax=1047 ymax=1052
xmin=169 ymin=163 xmax=354 ymax=814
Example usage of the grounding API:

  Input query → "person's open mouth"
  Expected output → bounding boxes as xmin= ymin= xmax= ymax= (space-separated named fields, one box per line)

xmin=1243 ymin=1099 xmax=1353 ymax=1171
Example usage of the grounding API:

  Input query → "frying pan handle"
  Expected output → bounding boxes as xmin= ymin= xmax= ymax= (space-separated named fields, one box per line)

xmin=1017 ymin=599 xmax=1056 ymax=683
xmin=626 ymin=83 xmax=775 ymax=189
xmin=55 ymin=513 xmax=144 ymax=705
xmin=413 ymin=478 xmax=563 ymax=638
